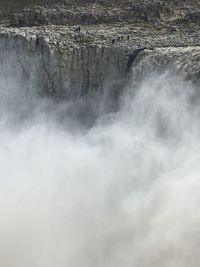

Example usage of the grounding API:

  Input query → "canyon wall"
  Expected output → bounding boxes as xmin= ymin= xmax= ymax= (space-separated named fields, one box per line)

xmin=0 ymin=0 xmax=200 ymax=104
xmin=1 ymin=28 xmax=200 ymax=103
xmin=0 ymin=30 xmax=136 ymax=104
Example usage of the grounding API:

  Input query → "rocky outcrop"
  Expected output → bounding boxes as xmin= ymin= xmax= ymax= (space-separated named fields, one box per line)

xmin=8 ymin=1 xmax=171 ymax=27
xmin=4 ymin=0 xmax=200 ymax=28
xmin=0 ymin=19 xmax=200 ymax=102
xmin=0 ymin=0 xmax=200 ymax=107
xmin=0 ymin=27 xmax=136 ymax=102
xmin=130 ymin=47 xmax=200 ymax=86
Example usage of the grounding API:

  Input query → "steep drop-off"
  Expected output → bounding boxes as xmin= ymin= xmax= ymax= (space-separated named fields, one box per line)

xmin=0 ymin=0 xmax=200 ymax=106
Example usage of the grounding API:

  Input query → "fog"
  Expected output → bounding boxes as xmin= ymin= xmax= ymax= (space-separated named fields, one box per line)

xmin=0 ymin=70 xmax=200 ymax=267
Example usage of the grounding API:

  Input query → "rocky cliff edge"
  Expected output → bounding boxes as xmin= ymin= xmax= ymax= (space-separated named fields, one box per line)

xmin=0 ymin=0 xmax=200 ymax=101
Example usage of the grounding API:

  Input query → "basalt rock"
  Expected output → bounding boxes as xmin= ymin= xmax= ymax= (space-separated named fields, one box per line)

xmin=129 ymin=47 xmax=200 ymax=88
xmin=0 ymin=0 xmax=200 ymax=106
xmin=0 ymin=27 xmax=136 ymax=102
xmin=6 ymin=0 xmax=199 ymax=28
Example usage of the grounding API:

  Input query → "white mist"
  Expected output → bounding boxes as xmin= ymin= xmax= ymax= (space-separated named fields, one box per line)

xmin=0 ymin=71 xmax=199 ymax=267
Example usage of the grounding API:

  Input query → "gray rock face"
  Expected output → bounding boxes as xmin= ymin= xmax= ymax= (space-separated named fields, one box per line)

xmin=5 ymin=0 xmax=200 ymax=28
xmin=8 ymin=1 xmax=169 ymax=27
xmin=130 ymin=47 xmax=200 ymax=86
xmin=0 ymin=28 xmax=135 ymax=104
xmin=0 ymin=0 xmax=200 ymax=106
xmin=0 ymin=22 xmax=200 ymax=105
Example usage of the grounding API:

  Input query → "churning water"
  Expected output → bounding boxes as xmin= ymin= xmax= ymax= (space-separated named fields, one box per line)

xmin=0 ymin=71 xmax=200 ymax=267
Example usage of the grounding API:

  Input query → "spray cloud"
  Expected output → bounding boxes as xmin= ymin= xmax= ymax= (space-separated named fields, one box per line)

xmin=0 ymin=69 xmax=199 ymax=267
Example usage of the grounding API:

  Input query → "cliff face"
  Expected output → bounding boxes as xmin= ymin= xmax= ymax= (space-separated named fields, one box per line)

xmin=0 ymin=0 xmax=200 ymax=106
xmin=4 ymin=0 xmax=200 ymax=28
xmin=129 ymin=47 xmax=200 ymax=88
xmin=0 ymin=29 xmax=134 ymax=104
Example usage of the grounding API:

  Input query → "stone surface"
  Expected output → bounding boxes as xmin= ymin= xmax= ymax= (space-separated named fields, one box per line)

xmin=129 ymin=47 xmax=200 ymax=88
xmin=0 ymin=0 xmax=200 ymax=103
xmin=4 ymin=0 xmax=200 ymax=28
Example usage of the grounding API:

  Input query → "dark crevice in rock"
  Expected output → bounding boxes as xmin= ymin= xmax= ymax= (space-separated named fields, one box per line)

xmin=125 ymin=48 xmax=147 ymax=79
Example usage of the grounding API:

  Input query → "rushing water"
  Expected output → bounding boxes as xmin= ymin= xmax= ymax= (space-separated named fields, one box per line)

xmin=0 ymin=71 xmax=200 ymax=267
